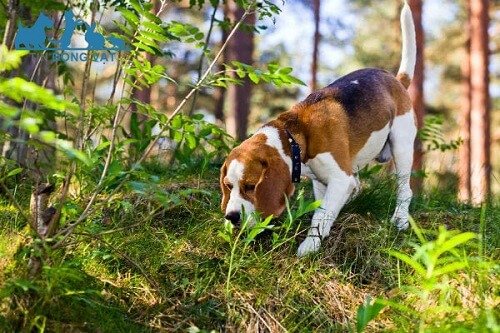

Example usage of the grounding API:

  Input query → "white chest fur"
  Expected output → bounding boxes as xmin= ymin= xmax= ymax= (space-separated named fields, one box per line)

xmin=352 ymin=124 xmax=390 ymax=172
xmin=306 ymin=152 xmax=347 ymax=184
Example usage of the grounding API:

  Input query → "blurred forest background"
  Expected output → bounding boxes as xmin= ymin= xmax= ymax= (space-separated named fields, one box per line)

xmin=0 ymin=0 xmax=499 ymax=331
xmin=1 ymin=0 xmax=498 ymax=199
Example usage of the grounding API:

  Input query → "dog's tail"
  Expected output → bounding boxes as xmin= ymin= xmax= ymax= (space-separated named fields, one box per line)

xmin=397 ymin=1 xmax=416 ymax=89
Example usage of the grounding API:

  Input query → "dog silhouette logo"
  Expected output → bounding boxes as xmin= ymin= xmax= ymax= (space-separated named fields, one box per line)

xmin=14 ymin=10 xmax=129 ymax=51
xmin=15 ymin=13 xmax=53 ymax=50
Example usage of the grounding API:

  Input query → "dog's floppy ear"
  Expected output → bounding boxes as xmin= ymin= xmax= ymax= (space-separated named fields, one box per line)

xmin=255 ymin=158 xmax=294 ymax=218
xmin=220 ymin=161 xmax=230 ymax=212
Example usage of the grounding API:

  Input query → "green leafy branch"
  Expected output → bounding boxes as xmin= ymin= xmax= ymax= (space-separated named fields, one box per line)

xmin=419 ymin=114 xmax=462 ymax=152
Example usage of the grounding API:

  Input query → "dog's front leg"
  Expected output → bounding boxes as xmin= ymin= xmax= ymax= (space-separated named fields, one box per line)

xmin=312 ymin=180 xmax=326 ymax=201
xmin=297 ymin=172 xmax=356 ymax=257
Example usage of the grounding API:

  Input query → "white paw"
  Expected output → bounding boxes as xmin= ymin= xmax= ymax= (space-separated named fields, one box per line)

xmin=297 ymin=237 xmax=321 ymax=257
xmin=391 ymin=214 xmax=409 ymax=230
xmin=348 ymin=177 xmax=361 ymax=201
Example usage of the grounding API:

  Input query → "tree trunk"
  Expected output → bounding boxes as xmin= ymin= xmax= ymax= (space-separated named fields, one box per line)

xmin=458 ymin=2 xmax=472 ymax=202
xmin=1 ymin=0 xmax=19 ymax=49
xmin=213 ymin=17 xmax=229 ymax=123
xmin=130 ymin=0 xmax=158 ymax=123
xmin=310 ymin=0 xmax=321 ymax=92
xmin=469 ymin=0 xmax=490 ymax=205
xmin=213 ymin=72 xmax=226 ymax=123
xmin=407 ymin=0 xmax=424 ymax=192
xmin=225 ymin=1 xmax=255 ymax=141
xmin=131 ymin=52 xmax=152 ymax=124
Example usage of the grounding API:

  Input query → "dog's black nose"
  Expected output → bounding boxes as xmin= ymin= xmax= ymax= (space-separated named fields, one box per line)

xmin=225 ymin=211 xmax=241 ymax=224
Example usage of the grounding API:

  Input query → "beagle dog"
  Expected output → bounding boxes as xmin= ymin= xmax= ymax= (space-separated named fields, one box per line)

xmin=220 ymin=2 xmax=417 ymax=256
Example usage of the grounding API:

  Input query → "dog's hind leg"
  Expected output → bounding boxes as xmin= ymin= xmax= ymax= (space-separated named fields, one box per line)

xmin=389 ymin=110 xmax=417 ymax=230
xmin=375 ymin=139 xmax=392 ymax=163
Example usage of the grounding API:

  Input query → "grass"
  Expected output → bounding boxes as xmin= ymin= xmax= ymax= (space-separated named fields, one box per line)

xmin=0 ymin=164 xmax=498 ymax=332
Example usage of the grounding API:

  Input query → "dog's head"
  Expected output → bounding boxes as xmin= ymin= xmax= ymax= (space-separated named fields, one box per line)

xmin=38 ymin=13 xmax=53 ymax=28
xmin=220 ymin=135 xmax=294 ymax=225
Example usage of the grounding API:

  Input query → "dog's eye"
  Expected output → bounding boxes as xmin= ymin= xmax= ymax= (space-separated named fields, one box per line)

xmin=226 ymin=183 xmax=233 ymax=190
xmin=244 ymin=184 xmax=255 ymax=192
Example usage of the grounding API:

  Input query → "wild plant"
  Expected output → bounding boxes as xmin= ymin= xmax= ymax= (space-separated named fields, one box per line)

xmin=356 ymin=212 xmax=498 ymax=332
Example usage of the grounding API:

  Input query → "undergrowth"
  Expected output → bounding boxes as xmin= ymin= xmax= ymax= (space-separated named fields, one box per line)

xmin=0 ymin=164 xmax=498 ymax=332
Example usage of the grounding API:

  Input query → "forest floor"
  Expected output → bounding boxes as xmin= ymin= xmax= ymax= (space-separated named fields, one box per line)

xmin=0 ymin=165 xmax=498 ymax=332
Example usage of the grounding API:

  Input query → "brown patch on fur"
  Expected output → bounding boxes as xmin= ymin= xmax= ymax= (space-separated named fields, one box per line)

xmin=220 ymin=161 xmax=230 ymax=212
xmin=254 ymin=153 xmax=295 ymax=217
xmin=396 ymin=73 xmax=411 ymax=89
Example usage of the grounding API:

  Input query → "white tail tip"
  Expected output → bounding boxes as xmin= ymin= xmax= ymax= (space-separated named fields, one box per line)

xmin=398 ymin=1 xmax=416 ymax=79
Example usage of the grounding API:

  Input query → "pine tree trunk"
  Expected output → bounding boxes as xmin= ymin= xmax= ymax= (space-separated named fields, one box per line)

xmin=407 ymin=0 xmax=424 ymax=192
xmin=130 ymin=0 xmax=158 ymax=124
xmin=214 ymin=20 xmax=229 ymax=123
xmin=131 ymin=53 xmax=153 ymax=124
xmin=1 ymin=0 xmax=19 ymax=49
xmin=458 ymin=2 xmax=472 ymax=202
xmin=310 ymin=0 xmax=321 ymax=92
xmin=225 ymin=1 xmax=255 ymax=141
xmin=469 ymin=0 xmax=490 ymax=205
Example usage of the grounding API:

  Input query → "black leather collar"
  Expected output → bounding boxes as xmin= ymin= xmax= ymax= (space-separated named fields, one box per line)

xmin=285 ymin=129 xmax=301 ymax=183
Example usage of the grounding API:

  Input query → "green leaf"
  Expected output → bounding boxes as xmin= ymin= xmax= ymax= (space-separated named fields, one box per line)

xmin=303 ymin=200 xmax=322 ymax=214
xmin=248 ymin=72 xmax=260 ymax=84
xmin=136 ymin=35 xmax=159 ymax=48
xmin=118 ymin=8 xmax=140 ymax=26
xmin=186 ymin=134 xmax=197 ymax=149
xmin=219 ymin=220 xmax=234 ymax=243
xmin=387 ymin=250 xmax=427 ymax=277
xmin=356 ymin=297 xmax=386 ymax=333
xmin=277 ymin=67 xmax=293 ymax=75
xmin=140 ymin=30 xmax=168 ymax=43
xmin=19 ymin=117 xmax=40 ymax=134
xmin=435 ymin=232 xmax=476 ymax=258
xmin=171 ymin=116 xmax=182 ymax=130
xmin=95 ymin=141 xmax=111 ymax=151
xmin=0 ymin=45 xmax=29 ymax=72
xmin=0 ymin=77 xmax=76 ymax=112
xmin=38 ymin=130 xmax=56 ymax=143
xmin=408 ymin=216 xmax=427 ymax=244
xmin=6 ymin=168 xmax=23 ymax=179
xmin=433 ymin=261 xmax=468 ymax=277
xmin=194 ymin=32 xmax=204 ymax=40
xmin=0 ymin=102 xmax=19 ymax=118
xmin=245 ymin=215 xmax=273 ymax=244
xmin=142 ymin=21 xmax=165 ymax=33
xmin=133 ymin=42 xmax=157 ymax=54
xmin=129 ymin=0 xmax=147 ymax=15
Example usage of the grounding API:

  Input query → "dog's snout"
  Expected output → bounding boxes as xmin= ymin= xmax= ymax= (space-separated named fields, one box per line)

xmin=225 ymin=211 xmax=241 ymax=224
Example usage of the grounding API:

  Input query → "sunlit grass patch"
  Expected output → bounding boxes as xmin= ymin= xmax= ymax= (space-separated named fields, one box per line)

xmin=0 ymin=168 xmax=499 ymax=332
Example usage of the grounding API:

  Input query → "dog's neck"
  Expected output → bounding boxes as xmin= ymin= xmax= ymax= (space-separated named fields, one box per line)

xmin=266 ymin=110 xmax=308 ymax=162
